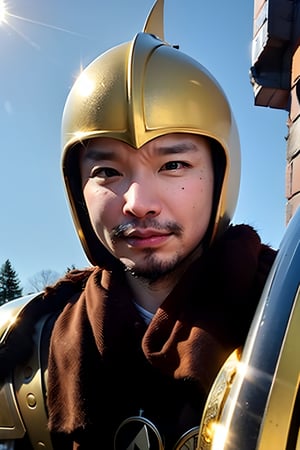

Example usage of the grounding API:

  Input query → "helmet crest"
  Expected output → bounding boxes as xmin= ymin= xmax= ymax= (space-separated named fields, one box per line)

xmin=142 ymin=0 xmax=164 ymax=40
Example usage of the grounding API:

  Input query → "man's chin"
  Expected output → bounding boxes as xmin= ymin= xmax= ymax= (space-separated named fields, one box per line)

xmin=122 ymin=257 xmax=182 ymax=283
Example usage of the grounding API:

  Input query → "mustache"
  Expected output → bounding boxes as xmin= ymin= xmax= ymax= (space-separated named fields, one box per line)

xmin=111 ymin=219 xmax=183 ymax=239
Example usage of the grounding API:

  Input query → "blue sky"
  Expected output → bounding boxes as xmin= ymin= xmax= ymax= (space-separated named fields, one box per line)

xmin=0 ymin=0 xmax=288 ymax=292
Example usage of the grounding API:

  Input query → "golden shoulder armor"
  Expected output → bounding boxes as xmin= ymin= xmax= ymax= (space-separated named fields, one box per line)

xmin=0 ymin=293 xmax=54 ymax=450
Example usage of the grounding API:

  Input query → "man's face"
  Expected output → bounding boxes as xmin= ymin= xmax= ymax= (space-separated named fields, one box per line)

xmin=80 ymin=133 xmax=214 ymax=279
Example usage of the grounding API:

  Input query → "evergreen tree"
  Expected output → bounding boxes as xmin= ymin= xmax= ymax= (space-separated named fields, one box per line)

xmin=0 ymin=259 xmax=23 ymax=306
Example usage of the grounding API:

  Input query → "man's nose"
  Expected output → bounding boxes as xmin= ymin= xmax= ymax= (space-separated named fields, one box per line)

xmin=122 ymin=181 xmax=161 ymax=218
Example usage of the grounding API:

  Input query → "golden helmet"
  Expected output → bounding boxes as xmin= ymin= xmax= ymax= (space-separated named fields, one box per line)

xmin=61 ymin=0 xmax=241 ymax=267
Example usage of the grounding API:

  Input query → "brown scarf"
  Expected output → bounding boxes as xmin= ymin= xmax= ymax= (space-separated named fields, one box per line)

xmin=47 ymin=224 xmax=276 ymax=435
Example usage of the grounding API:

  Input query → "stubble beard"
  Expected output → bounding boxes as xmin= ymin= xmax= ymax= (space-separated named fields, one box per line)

xmin=112 ymin=219 xmax=184 ymax=283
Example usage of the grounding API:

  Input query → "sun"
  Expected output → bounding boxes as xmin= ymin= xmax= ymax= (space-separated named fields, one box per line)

xmin=0 ymin=0 xmax=7 ymax=24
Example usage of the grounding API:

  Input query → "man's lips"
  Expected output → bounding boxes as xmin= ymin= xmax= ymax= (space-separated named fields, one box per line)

xmin=111 ymin=220 xmax=182 ymax=248
xmin=122 ymin=228 xmax=172 ymax=248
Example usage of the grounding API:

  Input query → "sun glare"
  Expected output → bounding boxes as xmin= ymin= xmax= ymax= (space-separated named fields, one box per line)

xmin=0 ymin=0 xmax=7 ymax=24
xmin=0 ymin=0 xmax=87 ymax=49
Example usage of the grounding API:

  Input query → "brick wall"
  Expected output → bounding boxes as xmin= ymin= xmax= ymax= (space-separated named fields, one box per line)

xmin=251 ymin=0 xmax=300 ymax=223
xmin=286 ymin=46 xmax=300 ymax=222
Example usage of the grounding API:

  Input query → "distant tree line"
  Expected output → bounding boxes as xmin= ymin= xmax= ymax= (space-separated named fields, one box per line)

xmin=0 ymin=259 xmax=76 ymax=306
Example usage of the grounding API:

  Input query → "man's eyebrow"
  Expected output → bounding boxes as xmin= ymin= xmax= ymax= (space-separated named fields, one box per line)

xmin=158 ymin=142 xmax=199 ymax=155
xmin=81 ymin=148 xmax=118 ymax=162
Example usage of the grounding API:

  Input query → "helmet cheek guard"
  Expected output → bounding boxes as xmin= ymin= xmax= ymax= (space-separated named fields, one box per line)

xmin=61 ymin=0 xmax=241 ymax=267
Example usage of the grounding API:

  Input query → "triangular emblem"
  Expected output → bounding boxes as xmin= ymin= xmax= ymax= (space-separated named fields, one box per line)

xmin=127 ymin=424 xmax=150 ymax=449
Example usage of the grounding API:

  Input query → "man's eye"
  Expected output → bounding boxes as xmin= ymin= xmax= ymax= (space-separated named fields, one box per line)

xmin=90 ymin=167 xmax=120 ymax=178
xmin=161 ymin=161 xmax=188 ymax=171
